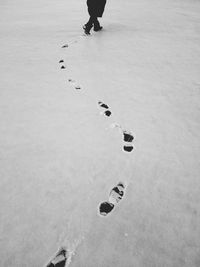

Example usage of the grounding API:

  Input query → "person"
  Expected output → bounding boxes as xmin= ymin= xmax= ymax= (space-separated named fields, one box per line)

xmin=83 ymin=0 xmax=107 ymax=35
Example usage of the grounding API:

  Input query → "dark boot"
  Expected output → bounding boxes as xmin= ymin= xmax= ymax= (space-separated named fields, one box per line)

xmin=93 ymin=25 xmax=103 ymax=31
xmin=93 ymin=20 xmax=103 ymax=31
xmin=83 ymin=16 xmax=95 ymax=35
xmin=83 ymin=24 xmax=92 ymax=35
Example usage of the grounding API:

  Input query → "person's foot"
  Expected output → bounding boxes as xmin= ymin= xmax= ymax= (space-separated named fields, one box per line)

xmin=83 ymin=24 xmax=92 ymax=35
xmin=93 ymin=25 xmax=103 ymax=32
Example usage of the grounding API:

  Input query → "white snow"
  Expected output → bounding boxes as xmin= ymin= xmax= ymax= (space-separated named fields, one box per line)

xmin=0 ymin=0 xmax=200 ymax=266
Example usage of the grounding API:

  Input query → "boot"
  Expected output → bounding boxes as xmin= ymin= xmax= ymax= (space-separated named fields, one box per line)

xmin=93 ymin=21 xmax=103 ymax=32
xmin=83 ymin=24 xmax=93 ymax=35
xmin=94 ymin=25 xmax=103 ymax=31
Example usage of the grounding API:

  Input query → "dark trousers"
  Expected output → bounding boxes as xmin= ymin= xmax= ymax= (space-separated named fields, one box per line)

xmin=86 ymin=16 xmax=100 ymax=28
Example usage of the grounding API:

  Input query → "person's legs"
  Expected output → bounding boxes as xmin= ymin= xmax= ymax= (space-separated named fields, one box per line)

xmin=83 ymin=16 xmax=103 ymax=34
xmin=83 ymin=16 xmax=96 ymax=34
xmin=93 ymin=18 xmax=103 ymax=31
xmin=86 ymin=16 xmax=95 ymax=27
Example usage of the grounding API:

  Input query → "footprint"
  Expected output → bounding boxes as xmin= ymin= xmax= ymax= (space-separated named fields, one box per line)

xmin=110 ymin=124 xmax=134 ymax=152
xmin=98 ymin=101 xmax=112 ymax=117
xmin=62 ymin=40 xmax=78 ymax=48
xmin=99 ymin=182 xmax=126 ymax=217
xmin=109 ymin=182 xmax=125 ymax=205
xmin=122 ymin=131 xmax=134 ymax=152
xmin=46 ymin=247 xmax=68 ymax=267
xmin=68 ymin=79 xmax=81 ymax=90
xmin=123 ymin=131 xmax=134 ymax=143
xmin=62 ymin=44 xmax=69 ymax=48
xmin=59 ymin=60 xmax=66 ymax=69
xmin=123 ymin=145 xmax=134 ymax=152
xmin=99 ymin=201 xmax=114 ymax=216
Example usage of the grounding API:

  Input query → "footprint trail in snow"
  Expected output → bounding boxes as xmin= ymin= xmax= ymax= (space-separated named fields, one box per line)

xmin=55 ymin=31 xmax=136 ymax=265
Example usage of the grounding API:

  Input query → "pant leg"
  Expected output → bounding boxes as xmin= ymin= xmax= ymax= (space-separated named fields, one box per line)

xmin=93 ymin=17 xmax=100 ymax=27
xmin=86 ymin=16 xmax=97 ymax=27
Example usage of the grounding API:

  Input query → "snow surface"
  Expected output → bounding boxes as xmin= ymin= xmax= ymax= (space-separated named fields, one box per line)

xmin=0 ymin=0 xmax=200 ymax=266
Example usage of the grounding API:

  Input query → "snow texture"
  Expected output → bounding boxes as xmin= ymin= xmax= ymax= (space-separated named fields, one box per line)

xmin=0 ymin=0 xmax=200 ymax=266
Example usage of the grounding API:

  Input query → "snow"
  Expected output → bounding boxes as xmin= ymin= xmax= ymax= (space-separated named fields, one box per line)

xmin=0 ymin=0 xmax=200 ymax=266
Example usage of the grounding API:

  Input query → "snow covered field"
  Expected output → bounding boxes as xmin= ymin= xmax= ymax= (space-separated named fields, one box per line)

xmin=0 ymin=0 xmax=200 ymax=266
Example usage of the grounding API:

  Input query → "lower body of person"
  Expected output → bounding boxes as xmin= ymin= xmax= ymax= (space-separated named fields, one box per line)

xmin=83 ymin=16 xmax=102 ymax=34
xmin=83 ymin=0 xmax=107 ymax=34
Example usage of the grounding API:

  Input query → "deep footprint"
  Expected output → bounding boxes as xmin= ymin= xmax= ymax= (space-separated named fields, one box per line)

xmin=99 ymin=201 xmax=114 ymax=216
xmin=99 ymin=183 xmax=126 ymax=216
xmin=46 ymin=248 xmax=68 ymax=267
xmin=109 ymin=182 xmax=125 ymax=204
xmin=104 ymin=110 xmax=111 ymax=116
xmin=123 ymin=131 xmax=134 ymax=142
xmin=98 ymin=101 xmax=112 ymax=117
xmin=110 ymin=124 xmax=135 ymax=152
xmin=59 ymin=59 xmax=66 ymax=69
xmin=122 ymin=130 xmax=134 ymax=152
xmin=123 ymin=145 xmax=134 ymax=152
xmin=98 ymin=102 xmax=109 ymax=109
